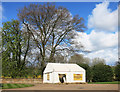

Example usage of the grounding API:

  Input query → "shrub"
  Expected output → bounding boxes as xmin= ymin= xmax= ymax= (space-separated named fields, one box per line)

xmin=92 ymin=64 xmax=113 ymax=82
xmin=115 ymin=62 xmax=120 ymax=81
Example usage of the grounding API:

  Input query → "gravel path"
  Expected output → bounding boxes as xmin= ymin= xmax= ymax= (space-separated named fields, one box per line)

xmin=2 ymin=84 xmax=119 ymax=90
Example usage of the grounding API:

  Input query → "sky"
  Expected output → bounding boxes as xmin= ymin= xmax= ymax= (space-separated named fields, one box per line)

xmin=1 ymin=1 xmax=118 ymax=65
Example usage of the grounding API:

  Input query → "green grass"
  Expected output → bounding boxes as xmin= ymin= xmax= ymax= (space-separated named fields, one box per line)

xmin=88 ymin=81 xmax=120 ymax=84
xmin=0 ymin=83 xmax=34 ymax=89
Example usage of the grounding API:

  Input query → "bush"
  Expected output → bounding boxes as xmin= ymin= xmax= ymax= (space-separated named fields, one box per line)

xmin=115 ymin=62 xmax=120 ymax=81
xmin=92 ymin=64 xmax=113 ymax=82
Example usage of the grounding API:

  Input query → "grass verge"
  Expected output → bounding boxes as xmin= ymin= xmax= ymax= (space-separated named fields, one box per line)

xmin=1 ymin=83 xmax=34 ymax=89
xmin=88 ymin=81 xmax=120 ymax=84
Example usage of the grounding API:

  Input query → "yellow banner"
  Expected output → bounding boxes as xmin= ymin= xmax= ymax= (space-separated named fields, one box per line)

xmin=73 ymin=74 xmax=83 ymax=80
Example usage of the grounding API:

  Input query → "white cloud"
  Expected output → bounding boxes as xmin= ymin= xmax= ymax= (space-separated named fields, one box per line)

xmin=88 ymin=1 xmax=118 ymax=32
xmin=74 ymin=32 xmax=92 ymax=51
xmin=76 ymin=30 xmax=118 ymax=51
xmin=75 ymin=1 xmax=118 ymax=65
xmin=86 ymin=48 xmax=118 ymax=65
xmin=74 ymin=30 xmax=118 ymax=65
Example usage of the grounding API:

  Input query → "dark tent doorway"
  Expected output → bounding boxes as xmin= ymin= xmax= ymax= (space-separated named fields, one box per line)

xmin=58 ymin=74 xmax=66 ymax=83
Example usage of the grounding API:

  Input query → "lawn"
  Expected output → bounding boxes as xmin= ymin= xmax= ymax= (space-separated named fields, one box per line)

xmin=88 ymin=81 xmax=120 ymax=84
xmin=0 ymin=83 xmax=34 ymax=89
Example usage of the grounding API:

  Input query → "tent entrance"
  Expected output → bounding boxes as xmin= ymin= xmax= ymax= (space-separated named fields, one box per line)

xmin=58 ymin=74 xmax=66 ymax=83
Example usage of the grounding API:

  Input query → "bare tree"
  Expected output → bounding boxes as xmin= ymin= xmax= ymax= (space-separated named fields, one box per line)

xmin=18 ymin=3 xmax=86 ymax=69
xmin=54 ymin=53 xmax=67 ymax=63
xmin=69 ymin=53 xmax=90 ymax=64
xmin=91 ymin=57 xmax=106 ymax=66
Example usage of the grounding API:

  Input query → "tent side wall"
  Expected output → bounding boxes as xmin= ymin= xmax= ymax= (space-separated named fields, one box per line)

xmin=53 ymin=72 xmax=70 ymax=83
xmin=43 ymin=72 xmax=53 ymax=83
xmin=52 ymin=71 xmax=86 ymax=83
xmin=70 ymin=71 xmax=86 ymax=83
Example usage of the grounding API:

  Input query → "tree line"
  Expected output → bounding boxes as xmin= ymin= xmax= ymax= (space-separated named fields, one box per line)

xmin=1 ymin=3 xmax=120 ymax=82
xmin=68 ymin=54 xmax=120 ymax=82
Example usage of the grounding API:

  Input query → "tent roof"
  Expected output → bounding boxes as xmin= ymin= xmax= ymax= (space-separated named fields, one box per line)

xmin=43 ymin=63 xmax=85 ymax=73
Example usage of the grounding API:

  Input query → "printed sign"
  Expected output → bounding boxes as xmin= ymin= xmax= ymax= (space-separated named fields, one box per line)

xmin=73 ymin=74 xmax=83 ymax=80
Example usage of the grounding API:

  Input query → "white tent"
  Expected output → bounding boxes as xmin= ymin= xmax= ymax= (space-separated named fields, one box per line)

xmin=43 ymin=63 xmax=86 ymax=83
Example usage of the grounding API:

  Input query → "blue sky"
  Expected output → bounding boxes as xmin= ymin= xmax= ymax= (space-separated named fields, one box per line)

xmin=1 ymin=2 xmax=118 ymax=65
xmin=2 ymin=2 xmax=118 ymax=34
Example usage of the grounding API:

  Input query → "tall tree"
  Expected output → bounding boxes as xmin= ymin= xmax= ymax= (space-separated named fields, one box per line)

xmin=92 ymin=64 xmax=113 ymax=82
xmin=91 ymin=57 xmax=106 ymax=66
xmin=18 ymin=3 xmax=86 ymax=71
xmin=115 ymin=61 xmax=120 ymax=81
xmin=69 ymin=53 xmax=90 ymax=64
xmin=2 ymin=20 xmax=31 ymax=78
xmin=54 ymin=53 xmax=67 ymax=63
